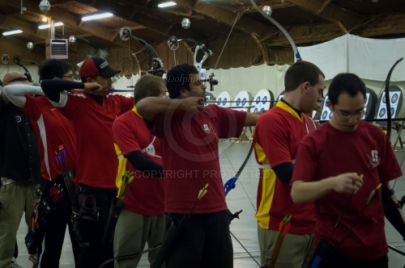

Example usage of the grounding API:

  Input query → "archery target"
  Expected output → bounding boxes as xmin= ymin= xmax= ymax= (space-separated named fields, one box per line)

xmin=253 ymin=89 xmax=274 ymax=113
xmin=376 ymin=85 xmax=404 ymax=119
xmin=277 ymin=91 xmax=284 ymax=102
xmin=233 ymin=90 xmax=253 ymax=112
xmin=320 ymin=95 xmax=333 ymax=121
xmin=216 ymin=91 xmax=231 ymax=108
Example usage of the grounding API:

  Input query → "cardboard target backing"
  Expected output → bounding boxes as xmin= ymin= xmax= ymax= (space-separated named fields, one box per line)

xmin=376 ymin=85 xmax=404 ymax=119
xmin=253 ymin=89 xmax=274 ymax=113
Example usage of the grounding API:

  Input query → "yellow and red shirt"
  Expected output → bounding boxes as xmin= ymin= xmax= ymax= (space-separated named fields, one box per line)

xmin=113 ymin=106 xmax=165 ymax=215
xmin=254 ymin=101 xmax=316 ymax=234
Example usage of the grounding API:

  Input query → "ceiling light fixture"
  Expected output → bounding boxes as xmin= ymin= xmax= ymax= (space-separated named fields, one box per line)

xmin=158 ymin=1 xmax=177 ymax=8
xmin=38 ymin=21 xmax=64 ymax=30
xmin=81 ymin=12 xmax=113 ymax=22
xmin=2 ymin=29 xmax=23 ymax=36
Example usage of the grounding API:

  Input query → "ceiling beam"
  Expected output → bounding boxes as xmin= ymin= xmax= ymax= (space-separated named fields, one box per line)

xmin=286 ymin=0 xmax=364 ymax=33
xmin=5 ymin=0 xmax=128 ymax=47
xmin=264 ymin=12 xmax=405 ymax=51
xmin=0 ymin=15 xmax=47 ymax=43
xmin=193 ymin=2 xmax=277 ymax=38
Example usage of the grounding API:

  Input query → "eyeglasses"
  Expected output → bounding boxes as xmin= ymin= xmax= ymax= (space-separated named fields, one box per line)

xmin=334 ymin=109 xmax=365 ymax=120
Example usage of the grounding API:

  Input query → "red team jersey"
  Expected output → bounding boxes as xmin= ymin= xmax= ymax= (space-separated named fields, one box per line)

xmin=254 ymin=101 xmax=316 ymax=234
xmin=60 ymin=94 xmax=133 ymax=188
xmin=292 ymin=121 xmax=402 ymax=260
xmin=113 ymin=107 xmax=165 ymax=215
xmin=23 ymin=96 xmax=76 ymax=180
xmin=153 ymin=105 xmax=246 ymax=213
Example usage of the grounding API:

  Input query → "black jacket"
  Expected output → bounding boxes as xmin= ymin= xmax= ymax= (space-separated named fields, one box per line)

xmin=0 ymin=103 xmax=41 ymax=184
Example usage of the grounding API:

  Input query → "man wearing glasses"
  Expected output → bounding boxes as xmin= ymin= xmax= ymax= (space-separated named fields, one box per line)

xmin=291 ymin=73 xmax=402 ymax=268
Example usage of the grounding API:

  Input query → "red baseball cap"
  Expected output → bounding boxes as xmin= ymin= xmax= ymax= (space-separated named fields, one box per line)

xmin=79 ymin=56 xmax=119 ymax=78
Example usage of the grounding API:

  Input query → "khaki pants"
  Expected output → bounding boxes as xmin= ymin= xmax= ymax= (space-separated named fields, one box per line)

xmin=113 ymin=208 xmax=166 ymax=268
xmin=0 ymin=182 xmax=38 ymax=268
xmin=258 ymin=226 xmax=313 ymax=268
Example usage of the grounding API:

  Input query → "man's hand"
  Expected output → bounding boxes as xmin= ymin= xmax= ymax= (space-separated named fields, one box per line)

xmin=82 ymin=82 xmax=104 ymax=95
xmin=330 ymin=173 xmax=363 ymax=194
xmin=178 ymin=97 xmax=204 ymax=113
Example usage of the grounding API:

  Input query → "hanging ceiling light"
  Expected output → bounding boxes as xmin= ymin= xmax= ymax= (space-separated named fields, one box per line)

xmin=181 ymin=18 xmax=191 ymax=29
xmin=26 ymin=42 xmax=34 ymax=50
xmin=81 ymin=12 xmax=113 ymax=22
xmin=158 ymin=1 xmax=177 ymax=8
xmin=2 ymin=29 xmax=23 ymax=36
xmin=38 ymin=21 xmax=64 ymax=30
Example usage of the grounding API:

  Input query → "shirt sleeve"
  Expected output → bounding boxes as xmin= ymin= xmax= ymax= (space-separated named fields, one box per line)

xmin=255 ymin=113 xmax=292 ymax=167
xmin=112 ymin=116 xmax=141 ymax=155
xmin=292 ymin=136 xmax=318 ymax=183
xmin=211 ymin=105 xmax=246 ymax=138
xmin=378 ymin=134 xmax=402 ymax=183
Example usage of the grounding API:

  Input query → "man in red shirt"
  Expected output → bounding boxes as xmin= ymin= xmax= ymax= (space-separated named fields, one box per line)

xmin=254 ymin=61 xmax=324 ymax=268
xmin=137 ymin=64 xmax=258 ymax=268
xmin=4 ymin=60 xmax=79 ymax=267
xmin=41 ymin=57 xmax=133 ymax=268
xmin=291 ymin=73 xmax=402 ymax=268
xmin=112 ymin=75 xmax=166 ymax=267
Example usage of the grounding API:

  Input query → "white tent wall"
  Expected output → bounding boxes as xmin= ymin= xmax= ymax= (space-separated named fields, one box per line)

xmin=208 ymin=34 xmax=405 ymax=101
xmin=207 ymin=64 xmax=290 ymax=99
xmin=112 ymin=74 xmax=140 ymax=98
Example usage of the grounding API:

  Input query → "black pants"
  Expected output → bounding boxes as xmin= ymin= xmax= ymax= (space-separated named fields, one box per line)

xmin=77 ymin=184 xmax=116 ymax=268
xmin=165 ymin=210 xmax=233 ymax=268
xmin=311 ymin=240 xmax=388 ymax=268
xmin=315 ymin=255 xmax=388 ymax=268
xmin=38 ymin=178 xmax=80 ymax=268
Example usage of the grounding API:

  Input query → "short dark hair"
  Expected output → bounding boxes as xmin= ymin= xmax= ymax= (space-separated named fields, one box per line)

xmin=328 ymin=73 xmax=366 ymax=105
xmin=166 ymin=64 xmax=199 ymax=98
xmin=284 ymin=61 xmax=324 ymax=92
xmin=38 ymin=59 xmax=71 ymax=81
xmin=134 ymin=75 xmax=165 ymax=103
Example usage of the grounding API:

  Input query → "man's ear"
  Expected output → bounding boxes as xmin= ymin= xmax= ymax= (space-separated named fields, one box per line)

xmin=179 ymin=87 xmax=189 ymax=97
xmin=299 ymin=81 xmax=310 ymax=95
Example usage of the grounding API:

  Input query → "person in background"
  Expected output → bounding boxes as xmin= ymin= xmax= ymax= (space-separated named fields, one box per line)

xmin=112 ymin=75 xmax=167 ymax=267
xmin=254 ymin=61 xmax=324 ymax=268
xmin=0 ymin=72 xmax=41 ymax=268
xmin=136 ymin=64 xmax=258 ymax=268
xmin=4 ymin=59 xmax=81 ymax=267
xmin=291 ymin=73 xmax=402 ymax=268
xmin=41 ymin=56 xmax=133 ymax=268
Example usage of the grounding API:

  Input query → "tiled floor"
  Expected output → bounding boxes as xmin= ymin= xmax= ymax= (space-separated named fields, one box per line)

xmin=15 ymin=141 xmax=405 ymax=267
